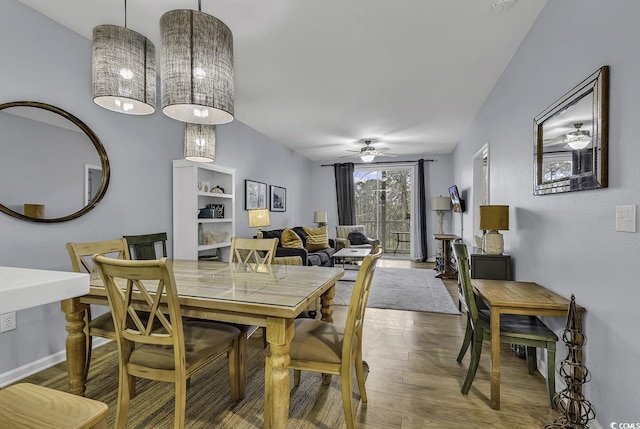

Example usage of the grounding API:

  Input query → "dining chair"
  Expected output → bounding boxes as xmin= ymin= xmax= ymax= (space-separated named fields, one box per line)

xmin=65 ymin=239 xmax=132 ymax=380
xmin=0 ymin=383 xmax=108 ymax=429
xmin=264 ymin=246 xmax=383 ymax=429
xmin=229 ymin=236 xmax=278 ymax=266
xmin=452 ymin=242 xmax=558 ymax=407
xmin=228 ymin=236 xmax=279 ymax=394
xmin=92 ymin=255 xmax=243 ymax=429
xmin=123 ymin=232 xmax=168 ymax=260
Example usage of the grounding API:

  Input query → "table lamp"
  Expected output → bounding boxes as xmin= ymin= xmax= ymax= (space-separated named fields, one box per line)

xmin=313 ymin=210 xmax=327 ymax=227
xmin=248 ymin=208 xmax=270 ymax=238
xmin=479 ymin=205 xmax=509 ymax=255
xmin=431 ymin=196 xmax=451 ymax=234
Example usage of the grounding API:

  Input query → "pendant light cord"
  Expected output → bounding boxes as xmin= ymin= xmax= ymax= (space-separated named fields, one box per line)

xmin=124 ymin=0 xmax=127 ymax=28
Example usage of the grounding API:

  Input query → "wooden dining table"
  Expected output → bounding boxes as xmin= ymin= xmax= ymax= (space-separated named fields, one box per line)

xmin=471 ymin=279 xmax=585 ymax=410
xmin=61 ymin=259 xmax=344 ymax=429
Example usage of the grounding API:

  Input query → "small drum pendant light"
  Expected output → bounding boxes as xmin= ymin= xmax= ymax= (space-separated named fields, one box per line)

xmin=92 ymin=1 xmax=156 ymax=115
xmin=160 ymin=6 xmax=234 ymax=124
xmin=185 ymin=123 xmax=216 ymax=162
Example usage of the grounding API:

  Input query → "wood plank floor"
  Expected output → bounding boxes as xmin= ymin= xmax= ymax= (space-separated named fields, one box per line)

xmin=19 ymin=257 xmax=558 ymax=428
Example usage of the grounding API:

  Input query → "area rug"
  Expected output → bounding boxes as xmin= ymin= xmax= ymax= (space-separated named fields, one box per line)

xmin=335 ymin=267 xmax=459 ymax=314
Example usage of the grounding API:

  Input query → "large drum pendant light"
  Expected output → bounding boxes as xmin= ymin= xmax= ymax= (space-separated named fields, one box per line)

xmin=92 ymin=1 xmax=156 ymax=115
xmin=161 ymin=6 xmax=234 ymax=125
xmin=184 ymin=123 xmax=216 ymax=162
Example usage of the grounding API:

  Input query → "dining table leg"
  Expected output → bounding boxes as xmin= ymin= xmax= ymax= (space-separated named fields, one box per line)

xmin=264 ymin=317 xmax=294 ymax=429
xmin=490 ymin=309 xmax=501 ymax=409
xmin=61 ymin=297 xmax=88 ymax=396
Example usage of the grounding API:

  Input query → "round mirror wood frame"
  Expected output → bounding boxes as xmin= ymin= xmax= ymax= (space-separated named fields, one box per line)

xmin=0 ymin=101 xmax=110 ymax=223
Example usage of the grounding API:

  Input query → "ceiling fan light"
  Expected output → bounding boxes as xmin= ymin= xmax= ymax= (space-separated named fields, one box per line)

xmin=360 ymin=153 xmax=376 ymax=163
xmin=565 ymin=123 xmax=591 ymax=150
xmin=567 ymin=136 xmax=591 ymax=150
xmin=92 ymin=24 xmax=156 ymax=115
xmin=161 ymin=9 xmax=234 ymax=125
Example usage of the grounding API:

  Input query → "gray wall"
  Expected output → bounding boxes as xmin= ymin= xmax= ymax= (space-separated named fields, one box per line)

xmin=0 ymin=0 xmax=314 ymax=374
xmin=453 ymin=1 xmax=640 ymax=426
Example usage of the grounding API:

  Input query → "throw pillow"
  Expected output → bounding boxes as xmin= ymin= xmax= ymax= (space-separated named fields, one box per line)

xmin=347 ymin=231 xmax=369 ymax=245
xmin=303 ymin=226 xmax=330 ymax=252
xmin=281 ymin=228 xmax=303 ymax=248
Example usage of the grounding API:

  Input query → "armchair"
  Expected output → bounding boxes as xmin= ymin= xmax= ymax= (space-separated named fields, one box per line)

xmin=335 ymin=225 xmax=379 ymax=251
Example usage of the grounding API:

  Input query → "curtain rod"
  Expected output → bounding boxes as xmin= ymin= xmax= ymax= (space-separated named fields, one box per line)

xmin=320 ymin=158 xmax=435 ymax=167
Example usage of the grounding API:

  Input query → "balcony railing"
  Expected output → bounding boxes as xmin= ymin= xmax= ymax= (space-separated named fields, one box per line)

xmin=357 ymin=220 xmax=411 ymax=255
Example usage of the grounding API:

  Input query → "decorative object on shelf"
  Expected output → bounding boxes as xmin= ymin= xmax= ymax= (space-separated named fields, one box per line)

xmin=197 ymin=181 xmax=203 ymax=191
xmin=211 ymin=204 xmax=224 ymax=218
xmin=245 ymin=179 xmax=267 ymax=210
xmin=534 ymin=66 xmax=609 ymax=195
xmin=198 ymin=203 xmax=218 ymax=219
xmin=270 ymin=185 xmax=286 ymax=212
xmin=201 ymin=182 xmax=210 ymax=192
xmin=248 ymin=208 xmax=270 ymax=238
xmin=313 ymin=211 xmax=327 ymax=227
xmin=198 ymin=223 xmax=204 ymax=245
xmin=184 ymin=123 xmax=215 ymax=162
xmin=160 ymin=3 xmax=234 ymax=124
xmin=23 ymin=204 xmax=45 ymax=219
xmin=479 ymin=205 xmax=509 ymax=255
xmin=92 ymin=0 xmax=156 ymax=115
xmin=211 ymin=185 xmax=224 ymax=194
xmin=204 ymin=230 xmax=228 ymax=244
xmin=431 ymin=195 xmax=451 ymax=234
xmin=545 ymin=295 xmax=595 ymax=429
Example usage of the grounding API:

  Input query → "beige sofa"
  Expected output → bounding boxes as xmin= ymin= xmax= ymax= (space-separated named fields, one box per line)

xmin=335 ymin=225 xmax=380 ymax=251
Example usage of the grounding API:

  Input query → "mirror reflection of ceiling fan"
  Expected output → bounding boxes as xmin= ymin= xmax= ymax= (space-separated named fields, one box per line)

xmin=339 ymin=139 xmax=398 ymax=163
xmin=543 ymin=122 xmax=592 ymax=150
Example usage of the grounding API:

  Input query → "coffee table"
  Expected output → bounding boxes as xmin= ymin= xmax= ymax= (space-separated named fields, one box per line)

xmin=332 ymin=248 xmax=371 ymax=280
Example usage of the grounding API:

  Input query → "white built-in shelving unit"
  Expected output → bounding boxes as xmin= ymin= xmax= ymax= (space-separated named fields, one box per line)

xmin=172 ymin=159 xmax=235 ymax=261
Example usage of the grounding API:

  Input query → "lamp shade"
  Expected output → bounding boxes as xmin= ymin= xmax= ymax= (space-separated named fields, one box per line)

xmin=479 ymin=205 xmax=509 ymax=231
xmin=431 ymin=196 xmax=451 ymax=211
xmin=313 ymin=211 xmax=327 ymax=223
xmin=184 ymin=123 xmax=215 ymax=162
xmin=248 ymin=208 xmax=270 ymax=228
xmin=92 ymin=24 xmax=156 ymax=115
xmin=160 ymin=9 xmax=234 ymax=125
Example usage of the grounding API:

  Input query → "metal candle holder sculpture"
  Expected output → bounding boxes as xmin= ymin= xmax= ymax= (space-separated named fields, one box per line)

xmin=546 ymin=295 xmax=595 ymax=429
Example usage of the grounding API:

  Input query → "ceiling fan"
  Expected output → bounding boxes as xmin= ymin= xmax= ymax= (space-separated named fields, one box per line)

xmin=339 ymin=140 xmax=398 ymax=163
xmin=543 ymin=122 xmax=592 ymax=150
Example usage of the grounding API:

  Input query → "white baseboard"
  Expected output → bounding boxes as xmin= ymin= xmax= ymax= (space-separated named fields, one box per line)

xmin=0 ymin=337 xmax=110 ymax=388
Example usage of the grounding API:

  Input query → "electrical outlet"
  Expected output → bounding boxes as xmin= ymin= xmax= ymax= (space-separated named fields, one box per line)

xmin=0 ymin=312 xmax=16 ymax=333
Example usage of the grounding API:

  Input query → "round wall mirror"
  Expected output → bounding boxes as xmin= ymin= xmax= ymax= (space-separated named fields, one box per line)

xmin=0 ymin=101 xmax=110 ymax=222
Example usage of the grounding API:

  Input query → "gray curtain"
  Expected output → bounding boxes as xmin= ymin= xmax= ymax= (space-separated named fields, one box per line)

xmin=417 ymin=159 xmax=428 ymax=262
xmin=333 ymin=163 xmax=356 ymax=225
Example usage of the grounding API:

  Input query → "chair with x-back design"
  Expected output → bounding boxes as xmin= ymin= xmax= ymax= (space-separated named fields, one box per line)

xmin=92 ymin=255 xmax=243 ymax=429
xmin=65 ymin=239 xmax=131 ymax=380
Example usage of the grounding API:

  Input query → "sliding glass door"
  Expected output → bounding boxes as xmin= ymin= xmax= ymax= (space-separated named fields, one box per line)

xmin=354 ymin=165 xmax=412 ymax=255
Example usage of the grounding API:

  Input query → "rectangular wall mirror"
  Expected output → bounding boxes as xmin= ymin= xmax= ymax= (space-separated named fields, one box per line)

xmin=533 ymin=66 xmax=609 ymax=195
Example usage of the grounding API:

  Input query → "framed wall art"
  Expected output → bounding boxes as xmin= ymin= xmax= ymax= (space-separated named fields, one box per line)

xmin=245 ymin=179 xmax=267 ymax=210
xmin=270 ymin=185 xmax=286 ymax=212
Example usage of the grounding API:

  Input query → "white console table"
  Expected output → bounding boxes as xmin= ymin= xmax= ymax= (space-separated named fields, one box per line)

xmin=0 ymin=266 xmax=89 ymax=314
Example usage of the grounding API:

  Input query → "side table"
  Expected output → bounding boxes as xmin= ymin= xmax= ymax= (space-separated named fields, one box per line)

xmin=433 ymin=234 xmax=458 ymax=280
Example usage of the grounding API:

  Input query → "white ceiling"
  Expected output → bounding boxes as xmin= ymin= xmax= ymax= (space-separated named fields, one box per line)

xmin=18 ymin=0 xmax=547 ymax=161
